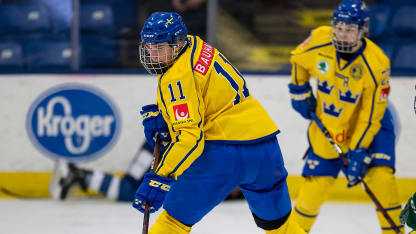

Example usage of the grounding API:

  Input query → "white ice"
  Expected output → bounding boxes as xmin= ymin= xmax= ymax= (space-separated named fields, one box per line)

xmin=0 ymin=199 xmax=410 ymax=234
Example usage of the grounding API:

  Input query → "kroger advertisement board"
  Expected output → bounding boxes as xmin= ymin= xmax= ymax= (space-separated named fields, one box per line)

xmin=0 ymin=75 xmax=415 ymax=178
xmin=26 ymin=84 xmax=121 ymax=162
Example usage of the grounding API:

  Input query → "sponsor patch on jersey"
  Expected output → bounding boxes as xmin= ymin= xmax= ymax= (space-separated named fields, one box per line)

xmin=171 ymin=102 xmax=195 ymax=126
xmin=380 ymin=86 xmax=390 ymax=101
xmin=318 ymin=52 xmax=334 ymax=60
xmin=173 ymin=103 xmax=190 ymax=120
xmin=317 ymin=60 xmax=330 ymax=75
xmin=194 ymin=42 xmax=214 ymax=75
xmin=350 ymin=64 xmax=363 ymax=79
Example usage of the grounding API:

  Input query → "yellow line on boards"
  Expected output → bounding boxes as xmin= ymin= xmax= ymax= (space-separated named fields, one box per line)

xmin=0 ymin=173 xmax=414 ymax=202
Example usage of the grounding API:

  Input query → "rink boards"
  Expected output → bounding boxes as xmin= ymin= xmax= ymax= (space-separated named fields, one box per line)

xmin=0 ymin=74 xmax=415 ymax=200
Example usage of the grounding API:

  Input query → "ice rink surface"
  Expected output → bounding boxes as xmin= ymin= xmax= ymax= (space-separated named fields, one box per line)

xmin=0 ymin=199 xmax=410 ymax=234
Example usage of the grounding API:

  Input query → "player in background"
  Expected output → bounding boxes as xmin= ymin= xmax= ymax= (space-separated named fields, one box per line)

xmin=49 ymin=142 xmax=154 ymax=201
xmin=400 ymin=193 xmax=416 ymax=233
xmin=132 ymin=11 xmax=305 ymax=234
xmin=49 ymin=140 xmax=243 ymax=201
xmin=287 ymin=0 xmax=403 ymax=233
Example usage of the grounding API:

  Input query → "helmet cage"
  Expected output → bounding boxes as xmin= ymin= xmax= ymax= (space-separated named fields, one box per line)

xmin=139 ymin=39 xmax=186 ymax=75
xmin=330 ymin=21 xmax=366 ymax=53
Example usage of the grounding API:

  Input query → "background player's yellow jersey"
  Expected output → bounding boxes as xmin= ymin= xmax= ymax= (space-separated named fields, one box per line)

xmin=290 ymin=26 xmax=390 ymax=159
xmin=155 ymin=35 xmax=279 ymax=178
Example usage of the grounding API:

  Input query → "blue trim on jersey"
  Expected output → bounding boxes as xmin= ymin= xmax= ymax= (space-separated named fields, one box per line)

xmin=294 ymin=63 xmax=298 ymax=85
xmin=196 ymin=91 xmax=203 ymax=129
xmin=355 ymin=54 xmax=378 ymax=148
xmin=206 ymin=130 xmax=280 ymax=145
xmin=218 ymin=52 xmax=250 ymax=99
xmin=155 ymin=133 xmax=180 ymax=174
xmin=381 ymin=205 xmax=402 ymax=211
xmin=218 ymin=53 xmax=243 ymax=78
xmin=168 ymin=130 xmax=204 ymax=177
xmin=295 ymin=207 xmax=318 ymax=218
xmin=158 ymin=75 xmax=167 ymax=116
xmin=304 ymin=42 xmax=332 ymax=53
xmin=158 ymin=74 xmax=176 ymax=133
xmin=336 ymin=40 xmax=367 ymax=71
xmin=190 ymin=36 xmax=197 ymax=73
xmin=218 ymin=53 xmax=227 ymax=63
xmin=382 ymin=225 xmax=404 ymax=231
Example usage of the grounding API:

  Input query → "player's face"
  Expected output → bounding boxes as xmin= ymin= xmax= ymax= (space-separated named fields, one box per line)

xmin=146 ymin=42 xmax=174 ymax=65
xmin=333 ymin=22 xmax=360 ymax=46
xmin=139 ymin=38 xmax=185 ymax=75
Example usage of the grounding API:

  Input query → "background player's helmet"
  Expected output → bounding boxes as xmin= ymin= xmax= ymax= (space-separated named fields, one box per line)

xmin=331 ymin=0 xmax=370 ymax=53
xmin=139 ymin=12 xmax=188 ymax=75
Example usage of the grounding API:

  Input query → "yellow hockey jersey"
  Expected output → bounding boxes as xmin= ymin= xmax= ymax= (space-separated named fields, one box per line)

xmin=154 ymin=35 xmax=279 ymax=178
xmin=290 ymin=26 xmax=390 ymax=159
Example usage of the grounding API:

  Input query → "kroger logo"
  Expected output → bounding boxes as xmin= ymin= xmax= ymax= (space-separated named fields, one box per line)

xmin=26 ymin=84 xmax=121 ymax=162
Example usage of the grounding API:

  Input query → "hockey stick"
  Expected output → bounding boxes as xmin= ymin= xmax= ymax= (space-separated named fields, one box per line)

xmin=0 ymin=186 xmax=50 ymax=199
xmin=142 ymin=136 xmax=162 ymax=234
xmin=310 ymin=113 xmax=402 ymax=234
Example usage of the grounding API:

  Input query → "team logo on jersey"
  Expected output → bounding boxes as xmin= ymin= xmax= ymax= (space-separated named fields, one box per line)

xmin=306 ymin=159 xmax=319 ymax=170
xmin=317 ymin=60 xmax=330 ymax=75
xmin=350 ymin=64 xmax=363 ymax=79
xmin=317 ymin=80 xmax=334 ymax=95
xmin=339 ymin=89 xmax=360 ymax=104
xmin=380 ymin=87 xmax=390 ymax=101
xmin=323 ymin=101 xmax=343 ymax=117
xmin=26 ymin=84 xmax=121 ymax=162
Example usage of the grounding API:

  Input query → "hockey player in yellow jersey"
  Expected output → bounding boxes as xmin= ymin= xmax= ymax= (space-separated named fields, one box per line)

xmin=288 ymin=0 xmax=404 ymax=233
xmin=132 ymin=12 xmax=306 ymax=234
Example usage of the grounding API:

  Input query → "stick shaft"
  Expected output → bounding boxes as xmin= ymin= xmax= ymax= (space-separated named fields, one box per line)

xmin=310 ymin=113 xmax=401 ymax=234
xmin=142 ymin=137 xmax=162 ymax=234
xmin=142 ymin=203 xmax=150 ymax=234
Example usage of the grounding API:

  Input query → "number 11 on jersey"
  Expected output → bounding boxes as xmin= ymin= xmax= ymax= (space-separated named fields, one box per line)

xmin=168 ymin=81 xmax=186 ymax=103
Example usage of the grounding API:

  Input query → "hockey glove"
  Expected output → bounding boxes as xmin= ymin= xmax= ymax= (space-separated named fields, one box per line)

xmin=345 ymin=148 xmax=372 ymax=187
xmin=132 ymin=172 xmax=173 ymax=214
xmin=400 ymin=193 xmax=416 ymax=230
xmin=140 ymin=104 xmax=171 ymax=151
xmin=288 ymin=82 xmax=316 ymax=120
